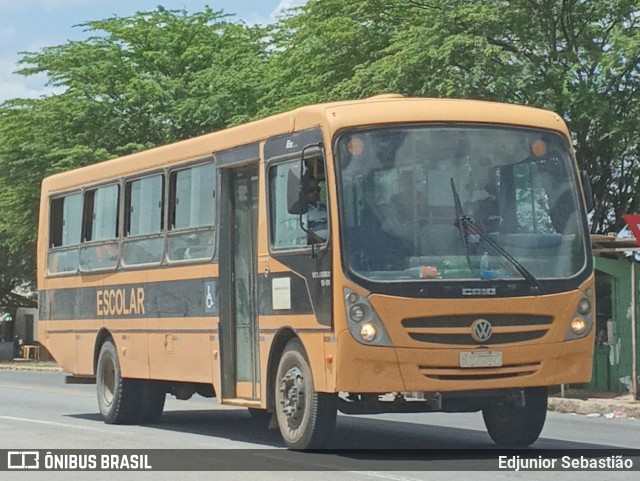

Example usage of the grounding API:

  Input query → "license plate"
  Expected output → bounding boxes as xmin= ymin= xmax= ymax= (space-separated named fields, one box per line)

xmin=459 ymin=350 xmax=502 ymax=368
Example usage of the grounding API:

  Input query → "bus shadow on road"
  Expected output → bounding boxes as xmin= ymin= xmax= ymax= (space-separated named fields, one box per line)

xmin=66 ymin=408 xmax=624 ymax=451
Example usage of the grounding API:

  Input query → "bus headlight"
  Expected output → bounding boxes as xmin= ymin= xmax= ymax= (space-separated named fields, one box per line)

xmin=360 ymin=323 xmax=377 ymax=342
xmin=577 ymin=299 xmax=591 ymax=315
xmin=571 ymin=317 xmax=587 ymax=335
xmin=349 ymin=305 xmax=366 ymax=323
xmin=346 ymin=292 xmax=359 ymax=304
xmin=565 ymin=289 xmax=594 ymax=340
xmin=344 ymin=288 xmax=392 ymax=346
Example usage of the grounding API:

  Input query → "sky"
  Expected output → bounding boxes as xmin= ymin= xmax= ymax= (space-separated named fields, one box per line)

xmin=0 ymin=0 xmax=306 ymax=102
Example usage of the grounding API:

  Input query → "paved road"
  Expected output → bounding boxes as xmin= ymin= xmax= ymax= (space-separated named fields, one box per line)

xmin=1 ymin=370 xmax=638 ymax=480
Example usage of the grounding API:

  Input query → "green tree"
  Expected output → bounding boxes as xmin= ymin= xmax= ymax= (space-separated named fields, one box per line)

xmin=2 ymin=1 xmax=640 ymax=292
xmin=258 ymin=0 xmax=405 ymax=115
xmin=337 ymin=0 xmax=640 ymax=232
xmin=0 ymin=7 xmax=268 ymax=294
xmin=266 ymin=0 xmax=640 ymax=232
xmin=0 ymin=232 xmax=33 ymax=299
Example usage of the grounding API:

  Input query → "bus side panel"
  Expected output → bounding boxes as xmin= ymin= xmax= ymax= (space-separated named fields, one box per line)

xmin=257 ymin=330 xmax=271 ymax=408
xmin=321 ymin=333 xmax=338 ymax=392
xmin=147 ymin=317 xmax=213 ymax=383
xmin=335 ymin=330 xmax=405 ymax=393
xmin=75 ymin=324 xmax=100 ymax=376
xmin=254 ymin=328 xmax=330 ymax=407
xmin=551 ymin=332 xmax=595 ymax=384
xmin=102 ymin=321 xmax=149 ymax=379
xmin=40 ymin=320 xmax=78 ymax=374
xmin=298 ymin=332 xmax=328 ymax=392
xmin=210 ymin=326 xmax=222 ymax=398
xmin=257 ymin=310 xmax=334 ymax=395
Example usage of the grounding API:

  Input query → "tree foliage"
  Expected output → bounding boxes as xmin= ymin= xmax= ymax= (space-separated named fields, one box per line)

xmin=1 ymin=1 xmax=639 ymax=293
xmin=257 ymin=0 xmax=405 ymax=114
xmin=273 ymin=0 xmax=640 ymax=233
xmin=0 ymin=7 xmax=268 ymax=294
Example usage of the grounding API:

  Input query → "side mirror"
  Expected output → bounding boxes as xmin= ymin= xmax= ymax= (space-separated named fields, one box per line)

xmin=287 ymin=162 xmax=309 ymax=215
xmin=581 ymin=170 xmax=594 ymax=212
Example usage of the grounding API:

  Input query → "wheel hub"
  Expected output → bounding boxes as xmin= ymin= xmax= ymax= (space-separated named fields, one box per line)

xmin=102 ymin=358 xmax=115 ymax=406
xmin=279 ymin=366 xmax=305 ymax=428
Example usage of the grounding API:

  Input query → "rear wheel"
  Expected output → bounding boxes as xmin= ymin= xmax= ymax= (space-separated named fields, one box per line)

xmin=482 ymin=387 xmax=548 ymax=447
xmin=96 ymin=339 xmax=140 ymax=424
xmin=137 ymin=381 xmax=166 ymax=423
xmin=274 ymin=339 xmax=336 ymax=449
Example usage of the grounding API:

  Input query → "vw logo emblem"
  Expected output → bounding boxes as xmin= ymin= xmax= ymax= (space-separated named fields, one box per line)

xmin=471 ymin=318 xmax=493 ymax=343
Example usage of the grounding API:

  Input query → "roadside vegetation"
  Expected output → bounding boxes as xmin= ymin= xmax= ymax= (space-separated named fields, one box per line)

xmin=1 ymin=0 xmax=639 ymax=297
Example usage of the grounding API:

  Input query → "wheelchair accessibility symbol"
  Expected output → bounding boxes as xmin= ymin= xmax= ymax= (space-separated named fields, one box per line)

xmin=204 ymin=282 xmax=217 ymax=313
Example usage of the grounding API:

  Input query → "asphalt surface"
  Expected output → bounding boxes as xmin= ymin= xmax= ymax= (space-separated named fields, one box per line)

xmin=3 ymin=361 xmax=639 ymax=419
xmin=0 ymin=365 xmax=639 ymax=480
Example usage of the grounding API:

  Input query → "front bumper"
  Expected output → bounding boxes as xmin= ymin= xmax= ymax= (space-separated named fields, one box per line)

xmin=335 ymin=329 xmax=594 ymax=393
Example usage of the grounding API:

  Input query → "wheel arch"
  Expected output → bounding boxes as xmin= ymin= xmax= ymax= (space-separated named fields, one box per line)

xmin=93 ymin=328 xmax=114 ymax=375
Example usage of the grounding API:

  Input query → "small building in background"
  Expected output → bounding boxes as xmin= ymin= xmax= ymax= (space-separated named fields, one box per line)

xmin=591 ymin=234 xmax=640 ymax=399
xmin=14 ymin=307 xmax=39 ymax=344
xmin=0 ymin=291 xmax=38 ymax=361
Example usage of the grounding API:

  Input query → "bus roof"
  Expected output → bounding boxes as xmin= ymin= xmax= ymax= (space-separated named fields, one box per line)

xmin=41 ymin=95 xmax=569 ymax=194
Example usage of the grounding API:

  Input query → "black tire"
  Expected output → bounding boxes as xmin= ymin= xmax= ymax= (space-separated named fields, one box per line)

xmin=482 ymin=387 xmax=548 ymax=447
xmin=96 ymin=339 xmax=140 ymax=424
xmin=137 ymin=381 xmax=166 ymax=424
xmin=274 ymin=339 xmax=336 ymax=450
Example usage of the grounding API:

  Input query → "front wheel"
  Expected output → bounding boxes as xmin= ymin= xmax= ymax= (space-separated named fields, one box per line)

xmin=482 ymin=387 xmax=548 ymax=447
xmin=274 ymin=339 xmax=336 ymax=449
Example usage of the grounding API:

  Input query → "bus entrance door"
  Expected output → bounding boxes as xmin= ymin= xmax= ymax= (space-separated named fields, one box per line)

xmin=219 ymin=164 xmax=260 ymax=401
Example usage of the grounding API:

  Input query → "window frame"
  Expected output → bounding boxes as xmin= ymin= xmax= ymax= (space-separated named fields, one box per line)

xmin=121 ymin=172 xmax=166 ymax=268
xmin=266 ymin=152 xmax=330 ymax=255
xmin=78 ymin=181 xmax=121 ymax=273
xmin=165 ymin=157 xmax=217 ymax=264
xmin=46 ymin=155 xmax=220 ymax=276
xmin=47 ymin=191 xmax=83 ymax=276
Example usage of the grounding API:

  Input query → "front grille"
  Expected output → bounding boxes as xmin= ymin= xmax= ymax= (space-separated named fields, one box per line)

xmin=419 ymin=362 xmax=541 ymax=381
xmin=402 ymin=314 xmax=553 ymax=346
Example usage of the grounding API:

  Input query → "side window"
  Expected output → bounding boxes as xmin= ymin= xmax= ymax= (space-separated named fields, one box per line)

xmin=79 ymin=184 xmax=119 ymax=272
xmin=122 ymin=174 xmax=164 ymax=266
xmin=48 ymin=192 xmax=82 ymax=274
xmin=269 ymin=158 xmax=328 ymax=249
xmin=269 ymin=161 xmax=307 ymax=249
xmin=167 ymin=161 xmax=215 ymax=261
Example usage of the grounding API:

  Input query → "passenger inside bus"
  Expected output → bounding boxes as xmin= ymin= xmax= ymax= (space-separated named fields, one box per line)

xmin=378 ymin=193 xmax=414 ymax=268
xmin=381 ymin=193 xmax=412 ymax=244
xmin=467 ymin=182 xmax=500 ymax=234
xmin=307 ymin=176 xmax=328 ymax=243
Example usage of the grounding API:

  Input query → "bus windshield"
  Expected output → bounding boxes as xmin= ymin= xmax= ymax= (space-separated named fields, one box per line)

xmin=336 ymin=125 xmax=588 ymax=283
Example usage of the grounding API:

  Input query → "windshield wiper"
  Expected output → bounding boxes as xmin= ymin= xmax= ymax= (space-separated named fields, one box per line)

xmin=450 ymin=178 xmax=474 ymax=274
xmin=450 ymin=178 xmax=540 ymax=292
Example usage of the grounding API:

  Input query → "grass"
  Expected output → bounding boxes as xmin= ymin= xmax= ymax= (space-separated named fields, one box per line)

xmin=0 ymin=359 xmax=61 ymax=370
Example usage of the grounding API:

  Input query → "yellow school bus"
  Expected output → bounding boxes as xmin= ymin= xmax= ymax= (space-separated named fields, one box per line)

xmin=38 ymin=95 xmax=594 ymax=449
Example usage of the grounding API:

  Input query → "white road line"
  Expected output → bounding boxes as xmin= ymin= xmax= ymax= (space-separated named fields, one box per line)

xmin=0 ymin=415 xmax=115 ymax=433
